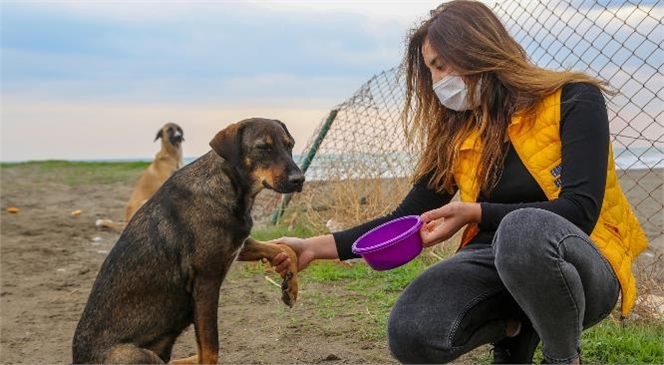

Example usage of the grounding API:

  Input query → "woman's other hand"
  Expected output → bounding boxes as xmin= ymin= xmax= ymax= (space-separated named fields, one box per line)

xmin=419 ymin=202 xmax=481 ymax=246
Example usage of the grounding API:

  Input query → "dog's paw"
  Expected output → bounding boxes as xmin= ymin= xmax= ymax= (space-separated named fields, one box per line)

xmin=280 ymin=271 xmax=297 ymax=307
xmin=169 ymin=354 xmax=198 ymax=364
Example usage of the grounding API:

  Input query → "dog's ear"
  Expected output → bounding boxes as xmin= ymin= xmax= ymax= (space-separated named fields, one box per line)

xmin=210 ymin=123 xmax=243 ymax=165
xmin=155 ymin=129 xmax=164 ymax=142
xmin=273 ymin=119 xmax=294 ymax=141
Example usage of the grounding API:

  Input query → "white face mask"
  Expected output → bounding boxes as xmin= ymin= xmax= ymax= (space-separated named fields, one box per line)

xmin=432 ymin=74 xmax=480 ymax=111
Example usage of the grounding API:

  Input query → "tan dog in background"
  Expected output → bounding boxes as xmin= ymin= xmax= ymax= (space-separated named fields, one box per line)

xmin=96 ymin=123 xmax=184 ymax=231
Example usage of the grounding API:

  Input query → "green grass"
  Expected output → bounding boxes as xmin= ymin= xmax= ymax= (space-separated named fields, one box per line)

xmin=0 ymin=160 xmax=149 ymax=169
xmin=1 ymin=160 xmax=149 ymax=186
xmin=523 ymin=319 xmax=664 ymax=364
xmin=580 ymin=319 xmax=664 ymax=364
xmin=305 ymin=257 xmax=437 ymax=340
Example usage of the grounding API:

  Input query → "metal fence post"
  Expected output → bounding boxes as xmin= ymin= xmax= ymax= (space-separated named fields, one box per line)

xmin=270 ymin=109 xmax=339 ymax=224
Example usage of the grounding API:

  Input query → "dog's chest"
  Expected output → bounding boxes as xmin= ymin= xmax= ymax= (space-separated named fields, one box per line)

xmin=231 ymin=205 xmax=253 ymax=238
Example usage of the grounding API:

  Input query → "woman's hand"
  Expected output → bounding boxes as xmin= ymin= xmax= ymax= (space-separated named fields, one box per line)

xmin=266 ymin=236 xmax=318 ymax=276
xmin=419 ymin=202 xmax=481 ymax=246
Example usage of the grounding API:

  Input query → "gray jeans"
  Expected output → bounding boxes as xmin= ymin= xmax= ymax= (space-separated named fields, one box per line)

xmin=387 ymin=208 xmax=620 ymax=364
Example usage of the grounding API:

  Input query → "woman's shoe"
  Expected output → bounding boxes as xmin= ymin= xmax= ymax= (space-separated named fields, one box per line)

xmin=492 ymin=320 xmax=540 ymax=364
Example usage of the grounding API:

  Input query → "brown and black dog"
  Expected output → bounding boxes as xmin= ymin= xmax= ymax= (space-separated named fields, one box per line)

xmin=73 ymin=118 xmax=304 ymax=364
xmin=96 ymin=122 xmax=185 ymax=231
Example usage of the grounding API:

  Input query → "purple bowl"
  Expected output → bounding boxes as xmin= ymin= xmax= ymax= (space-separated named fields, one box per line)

xmin=352 ymin=215 xmax=424 ymax=271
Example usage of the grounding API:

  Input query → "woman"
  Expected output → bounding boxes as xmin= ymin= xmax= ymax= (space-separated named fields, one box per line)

xmin=269 ymin=1 xmax=649 ymax=363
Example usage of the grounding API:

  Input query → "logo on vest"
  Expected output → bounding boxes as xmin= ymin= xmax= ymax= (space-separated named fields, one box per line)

xmin=550 ymin=164 xmax=562 ymax=187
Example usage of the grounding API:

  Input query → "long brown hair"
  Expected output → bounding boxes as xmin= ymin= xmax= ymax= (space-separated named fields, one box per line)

xmin=402 ymin=0 xmax=612 ymax=194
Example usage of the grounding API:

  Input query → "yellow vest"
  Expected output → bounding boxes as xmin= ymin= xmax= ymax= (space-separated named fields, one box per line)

xmin=453 ymin=89 xmax=649 ymax=316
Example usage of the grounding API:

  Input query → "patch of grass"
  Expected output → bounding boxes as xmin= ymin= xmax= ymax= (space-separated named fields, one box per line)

xmin=580 ymin=319 xmax=664 ymax=364
xmin=0 ymin=160 xmax=149 ymax=170
xmin=300 ymin=255 xmax=440 ymax=341
xmin=1 ymin=160 xmax=149 ymax=186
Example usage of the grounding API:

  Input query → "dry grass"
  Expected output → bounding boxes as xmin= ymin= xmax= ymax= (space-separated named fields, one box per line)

xmin=285 ymin=176 xmax=412 ymax=232
xmin=632 ymin=249 xmax=664 ymax=320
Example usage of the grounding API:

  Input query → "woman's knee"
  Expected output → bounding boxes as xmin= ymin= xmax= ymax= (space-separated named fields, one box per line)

xmin=387 ymin=306 xmax=456 ymax=363
xmin=493 ymin=208 xmax=561 ymax=277
xmin=493 ymin=208 xmax=566 ymax=254
xmin=387 ymin=308 xmax=428 ymax=363
xmin=494 ymin=208 xmax=554 ymax=246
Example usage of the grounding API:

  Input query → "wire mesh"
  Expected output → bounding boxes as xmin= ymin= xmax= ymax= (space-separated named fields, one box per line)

xmin=254 ymin=0 xmax=663 ymax=249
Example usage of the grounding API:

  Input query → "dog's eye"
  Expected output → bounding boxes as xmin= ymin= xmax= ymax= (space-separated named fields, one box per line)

xmin=256 ymin=144 xmax=271 ymax=152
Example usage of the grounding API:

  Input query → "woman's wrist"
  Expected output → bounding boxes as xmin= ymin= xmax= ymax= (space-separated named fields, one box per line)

xmin=307 ymin=234 xmax=340 ymax=260
xmin=470 ymin=202 xmax=482 ymax=223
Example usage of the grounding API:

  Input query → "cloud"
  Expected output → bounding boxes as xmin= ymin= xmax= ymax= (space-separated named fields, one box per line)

xmin=2 ymin=1 xmax=432 ymax=105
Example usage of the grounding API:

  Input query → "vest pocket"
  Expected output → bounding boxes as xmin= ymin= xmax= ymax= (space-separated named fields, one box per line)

xmin=602 ymin=221 xmax=631 ymax=257
xmin=604 ymin=222 xmax=621 ymax=239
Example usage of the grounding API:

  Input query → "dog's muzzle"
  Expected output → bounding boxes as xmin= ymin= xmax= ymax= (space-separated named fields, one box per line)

xmin=288 ymin=173 xmax=305 ymax=192
xmin=170 ymin=133 xmax=184 ymax=146
xmin=264 ymin=172 xmax=305 ymax=194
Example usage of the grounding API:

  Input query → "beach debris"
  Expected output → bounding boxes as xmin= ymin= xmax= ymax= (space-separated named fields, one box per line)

xmin=264 ymin=275 xmax=281 ymax=288
xmin=635 ymin=293 xmax=664 ymax=319
xmin=71 ymin=209 xmax=82 ymax=216
xmin=326 ymin=219 xmax=344 ymax=232
xmin=642 ymin=249 xmax=655 ymax=259
xmin=91 ymin=236 xmax=104 ymax=242
xmin=6 ymin=207 xmax=19 ymax=214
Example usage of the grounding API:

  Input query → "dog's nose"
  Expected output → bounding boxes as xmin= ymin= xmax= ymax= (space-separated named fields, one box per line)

xmin=289 ymin=173 xmax=305 ymax=186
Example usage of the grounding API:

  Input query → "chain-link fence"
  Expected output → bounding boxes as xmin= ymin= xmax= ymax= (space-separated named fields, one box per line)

xmin=255 ymin=0 xmax=663 ymax=250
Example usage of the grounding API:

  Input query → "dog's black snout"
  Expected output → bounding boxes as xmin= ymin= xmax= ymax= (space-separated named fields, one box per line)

xmin=288 ymin=171 xmax=305 ymax=193
xmin=289 ymin=173 xmax=305 ymax=186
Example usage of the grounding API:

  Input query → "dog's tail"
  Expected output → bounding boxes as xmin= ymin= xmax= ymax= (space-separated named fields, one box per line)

xmin=95 ymin=218 xmax=126 ymax=233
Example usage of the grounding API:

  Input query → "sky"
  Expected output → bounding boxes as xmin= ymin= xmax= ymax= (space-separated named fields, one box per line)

xmin=2 ymin=1 xmax=661 ymax=162
xmin=1 ymin=0 xmax=445 ymax=162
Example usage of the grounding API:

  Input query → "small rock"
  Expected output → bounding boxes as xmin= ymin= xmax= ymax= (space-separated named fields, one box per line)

xmin=323 ymin=354 xmax=340 ymax=361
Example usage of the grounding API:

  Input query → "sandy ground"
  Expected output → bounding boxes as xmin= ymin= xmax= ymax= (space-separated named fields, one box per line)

xmin=0 ymin=164 xmax=661 ymax=364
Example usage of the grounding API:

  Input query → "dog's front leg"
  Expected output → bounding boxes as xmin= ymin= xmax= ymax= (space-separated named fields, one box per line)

xmin=191 ymin=276 xmax=222 ymax=364
xmin=237 ymin=238 xmax=299 ymax=307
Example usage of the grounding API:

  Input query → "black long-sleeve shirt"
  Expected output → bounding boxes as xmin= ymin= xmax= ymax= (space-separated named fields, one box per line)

xmin=333 ymin=83 xmax=610 ymax=260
